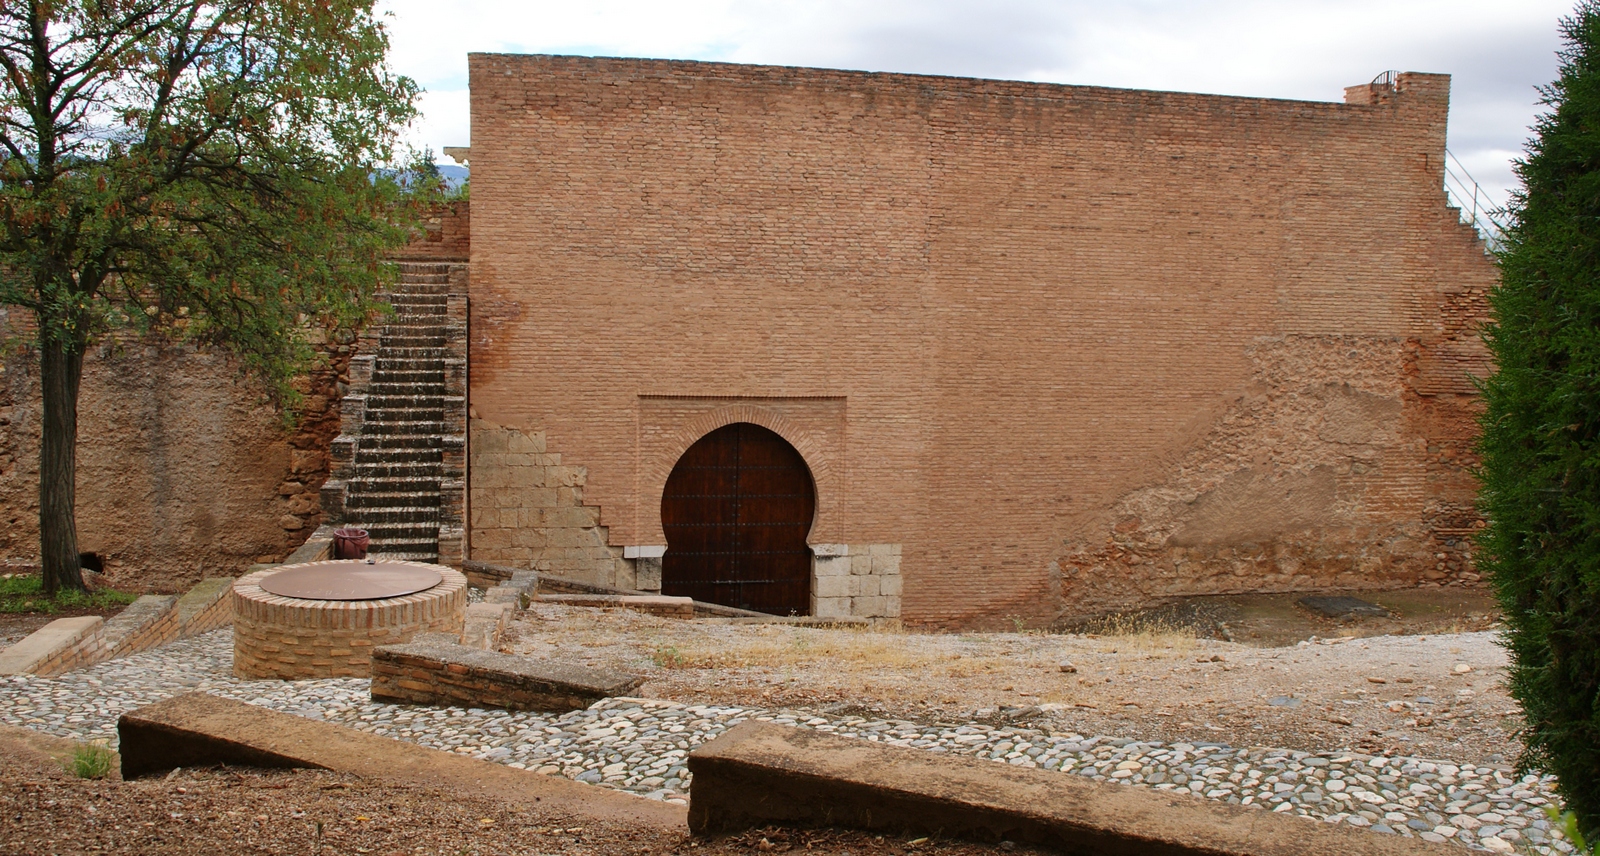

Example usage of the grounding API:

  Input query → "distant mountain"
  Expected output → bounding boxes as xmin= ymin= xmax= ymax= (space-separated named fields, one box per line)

xmin=437 ymin=164 xmax=468 ymax=191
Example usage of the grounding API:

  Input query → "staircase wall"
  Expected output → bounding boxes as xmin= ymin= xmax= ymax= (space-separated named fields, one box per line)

xmin=324 ymin=262 xmax=469 ymax=567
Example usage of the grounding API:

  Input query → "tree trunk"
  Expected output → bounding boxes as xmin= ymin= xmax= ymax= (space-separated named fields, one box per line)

xmin=39 ymin=337 xmax=84 ymax=595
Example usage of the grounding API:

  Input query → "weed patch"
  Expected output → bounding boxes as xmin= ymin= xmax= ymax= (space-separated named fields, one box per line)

xmin=66 ymin=741 xmax=114 ymax=780
xmin=0 ymin=574 xmax=136 ymax=615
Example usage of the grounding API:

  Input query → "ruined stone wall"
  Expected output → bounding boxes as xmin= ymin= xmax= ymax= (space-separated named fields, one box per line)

xmin=0 ymin=332 xmax=352 ymax=593
xmin=466 ymin=56 xmax=1496 ymax=627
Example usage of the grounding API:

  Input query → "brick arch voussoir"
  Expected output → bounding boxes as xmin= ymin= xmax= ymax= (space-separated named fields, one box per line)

xmin=645 ymin=405 xmax=837 ymax=545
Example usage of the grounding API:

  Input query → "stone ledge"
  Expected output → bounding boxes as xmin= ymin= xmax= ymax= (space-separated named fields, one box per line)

xmin=536 ymin=593 xmax=695 ymax=619
xmin=176 ymin=577 xmax=236 ymax=635
xmin=370 ymin=640 xmax=642 ymax=712
xmin=687 ymin=722 xmax=1458 ymax=856
xmin=283 ymin=524 xmax=336 ymax=565
xmin=0 ymin=615 xmax=103 ymax=676
xmin=102 ymin=594 xmax=178 ymax=655
xmin=116 ymin=693 xmax=684 ymax=829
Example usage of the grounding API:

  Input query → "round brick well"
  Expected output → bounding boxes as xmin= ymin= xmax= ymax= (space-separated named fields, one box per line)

xmin=232 ymin=560 xmax=467 ymax=679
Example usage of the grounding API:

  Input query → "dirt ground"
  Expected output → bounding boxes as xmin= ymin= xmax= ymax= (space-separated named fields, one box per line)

xmin=0 ymin=727 xmax=1033 ymax=856
xmin=510 ymin=585 xmax=1517 ymax=768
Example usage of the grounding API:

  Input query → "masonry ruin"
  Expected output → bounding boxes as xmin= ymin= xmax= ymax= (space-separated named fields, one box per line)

xmin=462 ymin=56 xmax=1495 ymax=628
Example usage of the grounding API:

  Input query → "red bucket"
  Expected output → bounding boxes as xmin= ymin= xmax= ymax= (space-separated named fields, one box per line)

xmin=332 ymin=528 xmax=370 ymax=560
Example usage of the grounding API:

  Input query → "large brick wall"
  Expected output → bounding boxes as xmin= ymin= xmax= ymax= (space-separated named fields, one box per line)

xmin=465 ymin=56 xmax=1496 ymax=628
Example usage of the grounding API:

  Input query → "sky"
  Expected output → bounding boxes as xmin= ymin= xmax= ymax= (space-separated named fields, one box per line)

xmin=377 ymin=0 xmax=1575 ymax=215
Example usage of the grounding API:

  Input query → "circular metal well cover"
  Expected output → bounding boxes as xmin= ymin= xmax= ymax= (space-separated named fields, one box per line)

xmin=259 ymin=561 xmax=442 ymax=601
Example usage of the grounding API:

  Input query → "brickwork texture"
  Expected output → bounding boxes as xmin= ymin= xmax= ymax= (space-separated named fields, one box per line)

xmin=232 ymin=562 xmax=467 ymax=679
xmin=465 ymin=56 xmax=1496 ymax=628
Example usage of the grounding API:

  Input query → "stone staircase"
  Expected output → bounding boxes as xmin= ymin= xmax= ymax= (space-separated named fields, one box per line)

xmin=323 ymin=262 xmax=467 ymax=565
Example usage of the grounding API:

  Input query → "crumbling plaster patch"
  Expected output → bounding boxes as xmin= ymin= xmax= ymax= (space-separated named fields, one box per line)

xmin=1051 ymin=335 xmax=1449 ymax=617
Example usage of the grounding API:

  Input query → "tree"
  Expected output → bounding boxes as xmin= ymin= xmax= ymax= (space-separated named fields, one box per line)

xmin=1478 ymin=0 xmax=1600 ymax=837
xmin=0 ymin=0 xmax=426 ymax=594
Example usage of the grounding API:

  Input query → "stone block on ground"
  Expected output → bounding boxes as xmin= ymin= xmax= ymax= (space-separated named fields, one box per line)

xmin=116 ymin=693 xmax=683 ymax=829
xmin=370 ymin=639 xmax=642 ymax=712
xmin=687 ymin=721 xmax=1457 ymax=856
xmin=536 ymin=593 xmax=695 ymax=619
xmin=460 ymin=602 xmax=512 ymax=649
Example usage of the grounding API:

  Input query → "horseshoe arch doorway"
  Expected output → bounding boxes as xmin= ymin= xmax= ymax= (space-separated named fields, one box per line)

xmin=660 ymin=422 xmax=815 ymax=615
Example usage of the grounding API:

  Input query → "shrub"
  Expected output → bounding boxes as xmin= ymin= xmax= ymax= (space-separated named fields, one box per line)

xmin=1478 ymin=0 xmax=1600 ymax=837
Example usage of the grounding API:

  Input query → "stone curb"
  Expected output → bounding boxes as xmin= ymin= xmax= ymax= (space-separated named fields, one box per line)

xmin=116 ymin=692 xmax=685 ymax=829
xmin=687 ymin=721 xmax=1462 ymax=855
xmin=370 ymin=639 xmax=642 ymax=711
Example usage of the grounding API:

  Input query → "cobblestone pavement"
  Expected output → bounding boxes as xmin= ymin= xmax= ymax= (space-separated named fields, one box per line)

xmin=0 ymin=629 xmax=1575 ymax=854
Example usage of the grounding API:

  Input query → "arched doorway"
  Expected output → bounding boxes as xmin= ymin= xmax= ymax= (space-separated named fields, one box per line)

xmin=661 ymin=422 xmax=815 ymax=615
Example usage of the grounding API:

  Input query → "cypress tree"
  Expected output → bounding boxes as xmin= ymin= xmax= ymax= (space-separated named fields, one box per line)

xmin=1479 ymin=0 xmax=1600 ymax=836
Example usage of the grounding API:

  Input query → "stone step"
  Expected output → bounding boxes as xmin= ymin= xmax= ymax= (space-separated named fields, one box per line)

xmin=346 ymin=507 xmax=441 ymax=524
xmin=365 ymin=378 xmax=447 ymax=390
xmin=373 ymin=357 xmax=446 ymax=370
xmin=381 ymin=336 xmax=448 ymax=348
xmin=350 ymin=525 xmax=442 ymax=543
xmin=351 ymin=459 xmax=441 ymax=476
xmin=360 ymin=423 xmax=448 ymax=438
xmin=347 ymin=477 xmax=442 ymax=493
xmin=366 ymin=549 xmax=440 ymax=563
xmin=354 ymin=447 xmax=441 ymax=464
xmin=362 ymin=403 xmax=445 ymax=417
xmin=365 ymin=395 xmax=446 ymax=408
xmin=387 ymin=295 xmax=447 ymax=307
xmin=344 ymin=490 xmax=441 ymax=506
xmin=357 ymin=434 xmax=442 ymax=450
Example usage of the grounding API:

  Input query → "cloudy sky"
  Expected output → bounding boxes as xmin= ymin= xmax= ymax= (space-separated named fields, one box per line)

xmin=378 ymin=0 xmax=1574 ymax=211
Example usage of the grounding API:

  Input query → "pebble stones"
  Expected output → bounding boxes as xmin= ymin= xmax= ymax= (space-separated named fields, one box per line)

xmin=0 ymin=629 xmax=1573 ymax=853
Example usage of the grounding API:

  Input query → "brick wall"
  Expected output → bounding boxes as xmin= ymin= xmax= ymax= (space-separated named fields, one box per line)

xmin=391 ymin=201 xmax=470 ymax=261
xmin=466 ymin=56 xmax=1496 ymax=628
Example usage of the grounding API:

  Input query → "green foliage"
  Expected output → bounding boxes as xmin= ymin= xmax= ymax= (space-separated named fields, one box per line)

xmin=66 ymin=741 xmax=114 ymax=780
xmin=0 ymin=574 xmax=136 ymax=613
xmin=1477 ymin=0 xmax=1600 ymax=839
xmin=1548 ymin=805 xmax=1595 ymax=854
xmin=0 ymin=0 xmax=435 ymax=398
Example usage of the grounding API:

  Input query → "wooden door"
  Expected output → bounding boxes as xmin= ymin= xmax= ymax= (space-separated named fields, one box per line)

xmin=661 ymin=423 xmax=815 ymax=615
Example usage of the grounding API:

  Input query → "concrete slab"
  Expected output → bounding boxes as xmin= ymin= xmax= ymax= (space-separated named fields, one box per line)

xmin=117 ymin=693 xmax=685 ymax=829
xmin=371 ymin=640 xmax=642 ymax=711
xmin=0 ymin=616 xmax=103 ymax=676
xmin=687 ymin=721 xmax=1458 ymax=856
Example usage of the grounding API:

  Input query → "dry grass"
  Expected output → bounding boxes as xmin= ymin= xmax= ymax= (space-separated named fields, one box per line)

xmin=1080 ymin=613 xmax=1200 ymax=655
xmin=649 ymin=624 xmax=944 ymax=672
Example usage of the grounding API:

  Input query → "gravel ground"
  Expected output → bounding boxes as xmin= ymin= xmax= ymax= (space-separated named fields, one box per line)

xmin=518 ymin=602 xmax=1522 ymax=767
xmin=0 ymin=602 xmax=1582 ymax=854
